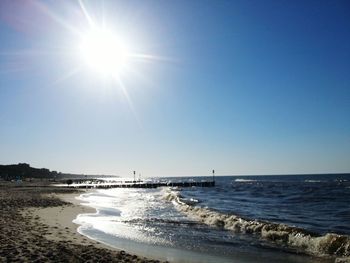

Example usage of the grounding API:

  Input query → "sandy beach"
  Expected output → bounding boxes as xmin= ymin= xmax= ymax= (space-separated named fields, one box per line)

xmin=0 ymin=181 xmax=164 ymax=262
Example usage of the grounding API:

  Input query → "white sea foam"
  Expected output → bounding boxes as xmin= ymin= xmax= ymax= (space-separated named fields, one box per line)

xmin=304 ymin=180 xmax=324 ymax=183
xmin=74 ymin=189 xmax=175 ymax=246
xmin=233 ymin=179 xmax=257 ymax=183
xmin=163 ymin=189 xmax=350 ymax=258
xmin=335 ymin=179 xmax=349 ymax=183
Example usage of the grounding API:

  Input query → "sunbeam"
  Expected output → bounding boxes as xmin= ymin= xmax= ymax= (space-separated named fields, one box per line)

xmin=115 ymin=76 xmax=143 ymax=128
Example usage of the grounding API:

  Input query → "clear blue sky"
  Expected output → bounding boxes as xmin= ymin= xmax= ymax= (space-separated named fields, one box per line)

xmin=0 ymin=0 xmax=349 ymax=176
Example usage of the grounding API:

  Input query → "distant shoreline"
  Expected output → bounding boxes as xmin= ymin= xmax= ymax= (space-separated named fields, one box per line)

xmin=1 ymin=162 xmax=349 ymax=181
xmin=0 ymin=163 xmax=119 ymax=181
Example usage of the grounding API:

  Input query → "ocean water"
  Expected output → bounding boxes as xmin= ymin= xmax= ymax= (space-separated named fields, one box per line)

xmin=73 ymin=174 xmax=350 ymax=263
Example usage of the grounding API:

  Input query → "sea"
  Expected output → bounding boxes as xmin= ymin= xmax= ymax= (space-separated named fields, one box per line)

xmin=73 ymin=174 xmax=350 ymax=263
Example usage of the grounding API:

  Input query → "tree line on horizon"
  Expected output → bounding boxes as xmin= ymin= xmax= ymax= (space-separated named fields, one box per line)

xmin=0 ymin=163 xmax=118 ymax=181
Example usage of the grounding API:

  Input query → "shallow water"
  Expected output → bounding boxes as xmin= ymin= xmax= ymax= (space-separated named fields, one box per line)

xmin=73 ymin=174 xmax=350 ymax=262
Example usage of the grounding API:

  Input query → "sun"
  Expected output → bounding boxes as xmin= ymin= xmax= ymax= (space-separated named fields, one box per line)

xmin=79 ymin=28 xmax=130 ymax=76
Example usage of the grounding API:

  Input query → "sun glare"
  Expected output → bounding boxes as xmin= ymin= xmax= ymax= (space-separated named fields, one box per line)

xmin=80 ymin=28 xmax=130 ymax=76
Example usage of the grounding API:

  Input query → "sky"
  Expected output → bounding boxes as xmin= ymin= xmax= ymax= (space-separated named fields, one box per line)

xmin=0 ymin=0 xmax=349 ymax=177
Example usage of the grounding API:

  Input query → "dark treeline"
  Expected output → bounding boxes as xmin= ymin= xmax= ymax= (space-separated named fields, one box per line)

xmin=0 ymin=163 xmax=56 ymax=180
xmin=0 ymin=163 xmax=119 ymax=181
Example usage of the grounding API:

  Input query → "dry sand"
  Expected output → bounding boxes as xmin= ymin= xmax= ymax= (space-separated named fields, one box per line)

xmin=0 ymin=182 xmax=164 ymax=262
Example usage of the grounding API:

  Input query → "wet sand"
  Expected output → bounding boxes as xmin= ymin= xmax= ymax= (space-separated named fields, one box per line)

xmin=0 ymin=182 xmax=164 ymax=262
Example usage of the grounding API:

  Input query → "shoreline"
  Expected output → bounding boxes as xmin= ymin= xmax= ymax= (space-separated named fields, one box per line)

xmin=2 ymin=181 xmax=349 ymax=263
xmin=32 ymin=190 xmax=166 ymax=259
xmin=27 ymin=191 xmax=111 ymax=250
xmin=0 ymin=182 xmax=164 ymax=262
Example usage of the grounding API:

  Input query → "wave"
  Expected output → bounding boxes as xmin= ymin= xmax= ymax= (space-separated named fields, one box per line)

xmin=233 ymin=179 xmax=257 ymax=183
xmin=163 ymin=189 xmax=350 ymax=259
xmin=335 ymin=179 xmax=349 ymax=183
xmin=122 ymin=218 xmax=202 ymax=227
xmin=304 ymin=180 xmax=324 ymax=183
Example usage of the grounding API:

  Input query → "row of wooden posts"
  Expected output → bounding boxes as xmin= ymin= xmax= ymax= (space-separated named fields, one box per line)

xmin=68 ymin=170 xmax=216 ymax=189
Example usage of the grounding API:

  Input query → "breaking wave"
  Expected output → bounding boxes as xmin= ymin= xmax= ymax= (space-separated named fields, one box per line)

xmin=304 ymin=180 xmax=325 ymax=183
xmin=163 ymin=189 xmax=350 ymax=258
xmin=122 ymin=218 xmax=202 ymax=227
xmin=233 ymin=179 xmax=257 ymax=183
